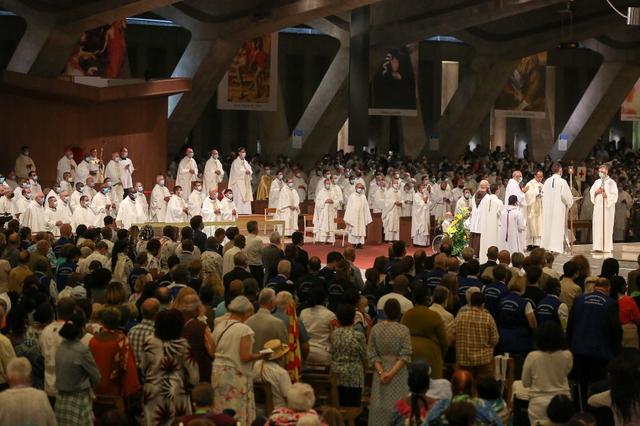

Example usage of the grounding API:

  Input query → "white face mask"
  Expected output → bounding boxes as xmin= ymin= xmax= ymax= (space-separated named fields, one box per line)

xmin=265 ymin=170 xmax=271 ymax=175
xmin=598 ymin=171 xmax=605 ymax=179
xmin=176 ymin=191 xmax=182 ymax=197
xmin=324 ymin=184 xmax=331 ymax=190
xmin=277 ymin=174 xmax=283 ymax=180
xmin=213 ymin=154 xmax=219 ymax=160
xmin=195 ymin=186 xmax=202 ymax=192
xmin=356 ymin=188 xmax=363 ymax=194
xmin=159 ymin=179 xmax=165 ymax=186
xmin=464 ymin=193 xmax=471 ymax=199
xmin=239 ymin=152 xmax=246 ymax=159
xmin=287 ymin=182 xmax=294 ymax=188
xmin=226 ymin=193 xmax=233 ymax=200
xmin=137 ymin=186 xmax=144 ymax=192
xmin=187 ymin=152 xmax=194 ymax=158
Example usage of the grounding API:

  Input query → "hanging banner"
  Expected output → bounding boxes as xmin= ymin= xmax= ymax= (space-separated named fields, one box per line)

xmin=369 ymin=44 xmax=418 ymax=116
xmin=217 ymin=33 xmax=278 ymax=111
xmin=495 ymin=52 xmax=547 ymax=118
xmin=64 ymin=20 xmax=128 ymax=78
xmin=622 ymin=78 xmax=640 ymax=121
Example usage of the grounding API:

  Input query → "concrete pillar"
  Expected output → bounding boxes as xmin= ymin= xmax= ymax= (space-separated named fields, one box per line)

xmin=493 ymin=112 xmax=507 ymax=150
xmin=400 ymin=41 xmax=427 ymax=154
xmin=529 ymin=66 xmax=556 ymax=161
xmin=258 ymin=85 xmax=289 ymax=163
xmin=348 ymin=6 xmax=370 ymax=154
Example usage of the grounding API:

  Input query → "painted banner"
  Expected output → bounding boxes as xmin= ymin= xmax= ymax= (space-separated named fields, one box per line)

xmin=64 ymin=20 xmax=128 ymax=78
xmin=622 ymin=78 xmax=640 ymax=121
xmin=495 ymin=52 xmax=547 ymax=118
xmin=369 ymin=44 xmax=418 ymax=116
xmin=217 ymin=33 xmax=278 ymax=111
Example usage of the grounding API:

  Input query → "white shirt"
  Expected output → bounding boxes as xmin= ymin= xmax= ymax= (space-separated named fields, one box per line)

xmin=119 ymin=157 xmax=135 ymax=189
xmin=377 ymin=292 xmax=414 ymax=315
xmin=299 ymin=305 xmax=336 ymax=365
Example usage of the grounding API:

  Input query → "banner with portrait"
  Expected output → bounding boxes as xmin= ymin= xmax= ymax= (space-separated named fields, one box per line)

xmin=64 ymin=20 xmax=128 ymax=78
xmin=368 ymin=44 xmax=418 ymax=116
xmin=217 ymin=33 xmax=278 ymax=111
xmin=495 ymin=52 xmax=547 ymax=118
xmin=621 ymin=78 xmax=640 ymax=121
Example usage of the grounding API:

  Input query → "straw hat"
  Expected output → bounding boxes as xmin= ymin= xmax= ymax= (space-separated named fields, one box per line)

xmin=263 ymin=339 xmax=289 ymax=361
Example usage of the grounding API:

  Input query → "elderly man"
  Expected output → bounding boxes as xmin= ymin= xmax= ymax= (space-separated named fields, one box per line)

xmin=150 ymin=175 xmax=171 ymax=221
xmin=20 ymin=191 xmax=47 ymax=233
xmin=591 ymin=164 xmax=618 ymax=253
xmin=269 ymin=170 xmax=286 ymax=209
xmin=382 ymin=179 xmax=403 ymax=241
xmin=71 ymin=195 xmax=98 ymax=229
xmin=0 ymin=357 xmax=55 ymax=425
xmin=57 ymin=147 xmax=77 ymax=183
xmin=469 ymin=179 xmax=489 ymax=256
xmin=128 ymin=298 xmax=160 ymax=368
xmin=313 ymin=178 xmax=339 ymax=244
xmin=118 ymin=147 xmax=135 ymax=196
xmin=524 ymin=170 xmax=544 ymax=249
xmin=228 ymin=147 xmax=253 ymax=214
xmin=541 ymin=163 xmax=573 ymax=254
xmin=188 ymin=181 xmax=206 ymax=217
xmin=223 ymin=234 xmax=246 ymax=276
xmin=177 ymin=147 xmax=198 ymax=201
xmin=14 ymin=145 xmax=35 ymax=179
xmin=166 ymin=186 xmax=189 ymax=223
xmin=344 ymin=182 xmax=372 ymax=248
xmin=203 ymin=149 xmax=224 ymax=194
xmin=275 ymin=177 xmax=300 ymax=237
xmin=245 ymin=288 xmax=289 ymax=352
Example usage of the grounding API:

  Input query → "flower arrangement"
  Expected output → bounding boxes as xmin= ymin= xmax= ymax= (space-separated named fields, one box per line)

xmin=444 ymin=207 xmax=471 ymax=256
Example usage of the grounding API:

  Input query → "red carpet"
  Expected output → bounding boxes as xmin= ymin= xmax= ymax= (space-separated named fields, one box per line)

xmin=303 ymin=242 xmax=434 ymax=270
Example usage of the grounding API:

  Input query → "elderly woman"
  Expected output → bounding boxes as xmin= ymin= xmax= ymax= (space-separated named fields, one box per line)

xmin=211 ymin=296 xmax=264 ymax=425
xmin=54 ymin=308 xmax=101 ymax=426
xmin=142 ymin=309 xmax=199 ymax=426
xmin=267 ymin=382 xmax=324 ymax=425
xmin=368 ymin=299 xmax=413 ymax=426
xmin=177 ymin=292 xmax=214 ymax=382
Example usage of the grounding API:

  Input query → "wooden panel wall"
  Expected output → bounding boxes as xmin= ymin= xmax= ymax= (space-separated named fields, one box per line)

xmin=0 ymin=93 xmax=167 ymax=188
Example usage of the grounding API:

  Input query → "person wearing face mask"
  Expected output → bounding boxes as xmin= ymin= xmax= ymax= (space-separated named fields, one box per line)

xmin=541 ymin=163 xmax=574 ymax=254
xmin=308 ymin=166 xmax=323 ymax=201
xmin=269 ymin=170 xmax=286 ymax=209
xmin=203 ymin=149 xmax=224 ymax=195
xmin=469 ymin=179 xmax=490 ymax=256
xmin=478 ymin=184 xmax=504 ymax=264
xmin=342 ymin=176 xmax=357 ymax=206
xmin=505 ymin=170 xmax=528 ymax=219
xmin=13 ymin=179 xmax=30 ymax=200
xmin=14 ymin=146 xmax=35 ymax=180
xmin=69 ymin=182 xmax=85 ymax=213
xmin=60 ymin=172 xmax=74 ymax=194
xmin=26 ymin=170 xmax=41 ymax=195
xmin=614 ymin=181 xmax=632 ymax=243
xmin=330 ymin=175 xmax=344 ymax=210
xmin=84 ymin=176 xmax=97 ymax=199
xmin=166 ymin=186 xmax=189 ymax=223
xmin=411 ymin=184 xmax=432 ymax=247
xmin=91 ymin=183 xmax=115 ymax=225
xmin=220 ymin=189 xmax=238 ymax=221
xmin=344 ymin=183 xmax=372 ymax=248
xmin=368 ymin=174 xmax=383 ymax=201
xmin=455 ymin=188 xmax=472 ymax=213
xmin=44 ymin=196 xmax=66 ymax=236
xmin=524 ymin=170 xmax=545 ymax=249
xmin=228 ymin=147 xmax=253 ymax=214
xmin=590 ymin=164 xmax=618 ymax=253
xmin=150 ymin=175 xmax=171 ymax=222
xmin=57 ymin=147 xmax=77 ymax=183
xmin=292 ymin=170 xmax=307 ymax=202
xmin=401 ymin=183 xmax=414 ymax=217
xmin=188 ymin=181 xmax=206 ymax=217
xmin=500 ymin=195 xmax=526 ymax=254
xmin=117 ymin=188 xmax=148 ymax=229
xmin=382 ymin=179 xmax=404 ymax=242
xmin=451 ymin=178 xmax=465 ymax=204
xmin=104 ymin=152 xmax=124 ymax=200
xmin=431 ymin=179 xmax=453 ymax=222
xmin=177 ymin=147 xmax=198 ymax=201
xmin=315 ymin=169 xmax=333 ymax=200
xmin=274 ymin=178 xmax=300 ymax=237
xmin=313 ymin=178 xmax=339 ymax=244
xmin=202 ymin=189 xmax=223 ymax=225
xmin=118 ymin=147 xmax=135 ymax=197
xmin=71 ymin=195 xmax=98 ymax=230
xmin=56 ymin=191 xmax=73 ymax=224
xmin=0 ymin=175 xmax=9 ymax=191
xmin=14 ymin=187 xmax=31 ymax=217
xmin=20 ymin=191 xmax=47 ymax=233
xmin=369 ymin=179 xmax=387 ymax=214
xmin=0 ymin=187 xmax=17 ymax=219
xmin=74 ymin=153 xmax=92 ymax=185
xmin=256 ymin=166 xmax=274 ymax=201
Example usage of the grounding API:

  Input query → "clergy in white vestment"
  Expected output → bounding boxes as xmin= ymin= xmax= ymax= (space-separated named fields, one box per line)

xmin=220 ymin=189 xmax=238 ymax=221
xmin=188 ymin=182 xmax=206 ymax=217
xmin=57 ymin=192 xmax=73 ymax=224
xmin=369 ymin=180 xmax=386 ymax=213
xmin=614 ymin=183 xmax=632 ymax=242
xmin=0 ymin=187 xmax=17 ymax=218
xmin=452 ymin=179 xmax=465 ymax=205
xmin=500 ymin=195 xmax=526 ymax=255
xmin=203 ymin=149 xmax=225 ymax=194
xmin=505 ymin=170 xmax=528 ymax=219
xmin=134 ymin=183 xmax=148 ymax=217
xmin=56 ymin=148 xmax=77 ymax=183
xmin=60 ymin=172 xmax=74 ymax=195
xmin=524 ymin=170 xmax=544 ymax=248
xmin=166 ymin=186 xmax=189 ymax=223
xmin=269 ymin=172 xmax=285 ymax=209
xmin=411 ymin=184 xmax=432 ymax=246
xmin=293 ymin=171 xmax=307 ymax=202
xmin=150 ymin=175 xmax=171 ymax=222
xmin=308 ymin=169 xmax=322 ymax=200
xmin=313 ymin=178 xmax=338 ymax=244
xmin=202 ymin=190 xmax=223 ymax=225
xmin=478 ymin=184 xmax=504 ymax=264
xmin=382 ymin=180 xmax=403 ymax=241
xmin=401 ymin=183 xmax=414 ymax=217
xmin=14 ymin=188 xmax=31 ymax=217
xmin=228 ymin=148 xmax=253 ymax=214
xmin=344 ymin=183 xmax=372 ymax=247
xmin=330 ymin=176 xmax=344 ymax=210
xmin=541 ymin=163 xmax=574 ymax=254
xmin=455 ymin=188 xmax=473 ymax=213
xmin=92 ymin=185 xmax=116 ymax=226
xmin=74 ymin=154 xmax=92 ymax=184
xmin=431 ymin=180 xmax=453 ymax=221
xmin=590 ymin=164 xmax=618 ymax=253
xmin=176 ymin=148 xmax=198 ymax=201
xmin=44 ymin=196 xmax=65 ymax=236
xmin=69 ymin=182 xmax=86 ymax=213
xmin=20 ymin=192 xmax=47 ymax=233
xmin=315 ymin=169 xmax=333 ymax=201
xmin=469 ymin=180 xmax=489 ymax=256
xmin=275 ymin=178 xmax=300 ymax=237
xmin=71 ymin=195 xmax=98 ymax=229
xmin=104 ymin=152 xmax=124 ymax=200
xmin=118 ymin=147 xmax=135 ymax=194
xmin=84 ymin=176 xmax=97 ymax=200
xmin=342 ymin=176 xmax=356 ymax=206
xmin=14 ymin=146 xmax=35 ymax=179
xmin=116 ymin=190 xmax=147 ymax=229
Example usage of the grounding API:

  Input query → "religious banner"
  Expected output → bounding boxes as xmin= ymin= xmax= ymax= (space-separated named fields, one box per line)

xmin=64 ymin=20 xmax=128 ymax=78
xmin=495 ymin=52 xmax=547 ymax=118
xmin=621 ymin=78 xmax=640 ymax=121
xmin=369 ymin=44 xmax=418 ymax=116
xmin=217 ymin=33 xmax=278 ymax=111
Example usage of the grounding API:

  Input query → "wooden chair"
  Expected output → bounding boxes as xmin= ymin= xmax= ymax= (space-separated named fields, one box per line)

xmin=333 ymin=217 xmax=348 ymax=247
xmin=253 ymin=380 xmax=274 ymax=417
xmin=263 ymin=207 xmax=277 ymax=234
xmin=301 ymin=370 xmax=339 ymax=407
xmin=303 ymin=214 xmax=314 ymax=239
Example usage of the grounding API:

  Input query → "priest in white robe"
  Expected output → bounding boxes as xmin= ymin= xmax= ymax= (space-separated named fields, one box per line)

xmin=228 ymin=148 xmax=253 ymax=214
xmin=369 ymin=180 xmax=386 ymax=213
xmin=220 ymin=189 xmax=238 ymax=221
xmin=342 ymin=177 xmax=356 ymax=206
xmin=57 ymin=192 xmax=73 ymax=224
xmin=0 ymin=188 xmax=17 ymax=218
xmin=313 ymin=178 xmax=338 ymax=244
xmin=269 ymin=172 xmax=285 ymax=209
xmin=118 ymin=147 xmax=135 ymax=195
xmin=176 ymin=148 xmax=198 ymax=201
xmin=71 ymin=195 xmax=98 ymax=229
xmin=14 ymin=188 xmax=31 ymax=218
xmin=455 ymin=189 xmax=472 ymax=213
xmin=411 ymin=184 xmax=432 ymax=246
xmin=104 ymin=152 xmax=124 ymax=200
xmin=20 ymin=192 xmax=47 ymax=233
xmin=382 ymin=181 xmax=403 ymax=241
xmin=500 ymin=195 xmax=526 ymax=254
xmin=505 ymin=170 xmax=528 ymax=220
xmin=188 ymin=182 xmax=206 ymax=217
xmin=203 ymin=149 xmax=224 ymax=194
xmin=135 ymin=182 xmax=148 ymax=220
xmin=166 ymin=186 xmax=189 ymax=223
xmin=70 ymin=183 xmax=85 ymax=213
xmin=541 ymin=163 xmax=574 ymax=254
xmin=401 ymin=183 xmax=414 ymax=216
xmin=293 ymin=171 xmax=307 ymax=202
xmin=60 ymin=172 xmax=74 ymax=195
xmin=524 ymin=170 xmax=544 ymax=248
xmin=614 ymin=183 xmax=632 ymax=242
xmin=116 ymin=190 xmax=147 ymax=229
xmin=431 ymin=179 xmax=453 ymax=221
xmin=74 ymin=154 xmax=92 ymax=185
xmin=150 ymin=175 xmax=171 ymax=222
xmin=330 ymin=176 xmax=344 ymax=210
xmin=202 ymin=190 xmax=223 ymax=235
xmin=14 ymin=146 xmax=35 ymax=179
xmin=590 ymin=164 xmax=618 ymax=253
xmin=44 ymin=196 xmax=65 ymax=236
xmin=344 ymin=183 xmax=372 ymax=247
xmin=275 ymin=178 xmax=300 ymax=237
xmin=57 ymin=148 xmax=77 ymax=183
xmin=315 ymin=170 xmax=333 ymax=200
xmin=469 ymin=180 xmax=489 ymax=256
xmin=479 ymin=184 xmax=504 ymax=264
xmin=92 ymin=186 xmax=116 ymax=226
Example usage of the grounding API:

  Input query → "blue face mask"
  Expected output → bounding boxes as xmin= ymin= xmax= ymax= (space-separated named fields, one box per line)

xmin=102 ymin=188 xmax=110 ymax=194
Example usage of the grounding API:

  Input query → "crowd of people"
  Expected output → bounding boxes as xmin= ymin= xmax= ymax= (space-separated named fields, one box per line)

xmin=0 ymin=140 xmax=640 ymax=425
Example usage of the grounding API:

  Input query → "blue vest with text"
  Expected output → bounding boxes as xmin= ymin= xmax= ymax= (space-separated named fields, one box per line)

xmin=497 ymin=292 xmax=532 ymax=353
